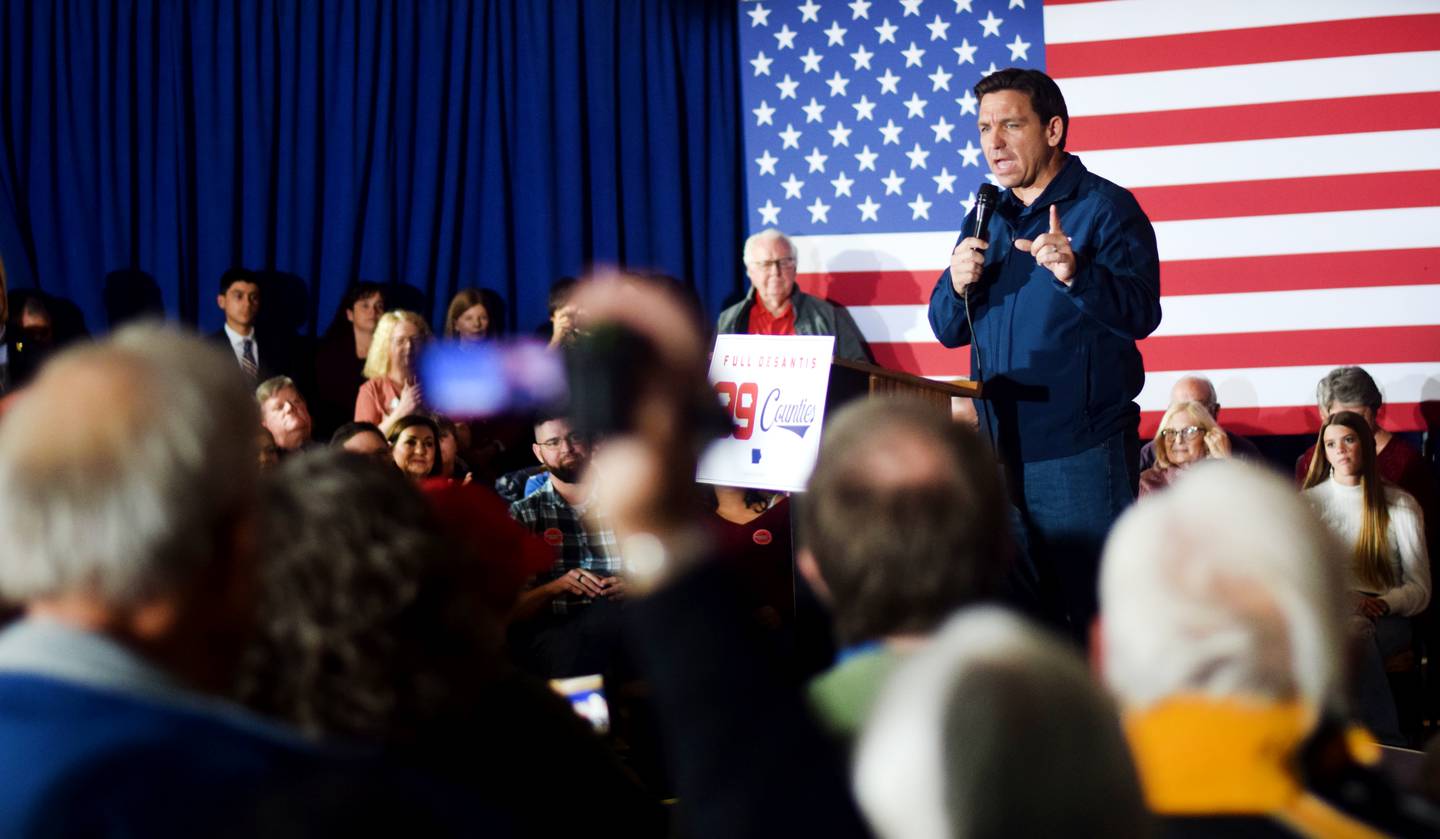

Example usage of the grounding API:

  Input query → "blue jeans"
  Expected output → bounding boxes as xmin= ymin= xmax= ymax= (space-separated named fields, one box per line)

xmin=1013 ymin=430 xmax=1136 ymax=644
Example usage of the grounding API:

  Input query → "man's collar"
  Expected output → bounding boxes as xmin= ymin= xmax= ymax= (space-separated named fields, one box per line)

xmin=222 ymin=323 xmax=254 ymax=344
xmin=1002 ymin=152 xmax=1083 ymax=215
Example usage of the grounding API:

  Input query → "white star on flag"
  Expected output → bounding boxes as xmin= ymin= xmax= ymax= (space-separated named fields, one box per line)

xmin=1006 ymin=34 xmax=1030 ymax=60
xmin=752 ymin=100 xmax=776 ymax=126
xmin=956 ymin=89 xmax=978 ymax=114
xmin=954 ymin=0 xmax=973 ymax=11
xmin=926 ymin=14 xmax=950 ymax=40
xmin=778 ymin=123 xmax=802 ymax=148
xmin=747 ymin=4 xmax=771 ymax=27
xmin=750 ymin=51 xmax=773 ymax=76
xmin=854 ymin=145 xmax=879 ymax=170
xmin=755 ymin=149 xmax=779 ymax=175
xmin=877 ymin=68 xmax=901 ymax=94
xmin=880 ymin=169 xmax=905 ymax=195
xmin=828 ymin=121 xmax=853 ymax=146
xmin=958 ymin=140 xmax=982 ymax=166
xmin=758 ymin=199 xmax=781 ymax=225
xmin=824 ymin=21 xmax=847 ymax=46
xmin=848 ymin=0 xmax=871 ymax=20
xmin=960 ymin=191 xmax=976 ymax=214
xmin=830 ymin=171 xmax=855 ymax=197
xmin=777 ymin=74 xmax=800 ymax=98
xmin=874 ymin=18 xmax=898 ymax=43
xmin=900 ymin=0 xmax=924 ymax=16
xmin=798 ymin=0 xmax=822 ymax=23
xmin=807 ymin=197 xmax=831 ymax=223
xmin=1008 ymin=0 xmax=1024 ymax=8
xmin=801 ymin=97 xmax=826 ymax=122
xmin=850 ymin=44 xmax=874 ymax=70
xmin=932 ymin=166 xmax=957 ymax=192
xmin=931 ymin=115 xmax=955 ymax=142
xmin=878 ymin=119 xmax=904 ymax=145
xmin=908 ymin=193 xmax=933 ymax=219
xmin=799 ymin=47 xmax=824 ymax=73
xmin=928 ymin=66 xmax=953 ymax=91
xmin=805 ymin=146 xmax=829 ymax=172
xmin=852 ymin=94 xmax=877 ymax=120
xmin=774 ymin=24 xmax=797 ymax=49
xmin=953 ymin=38 xmax=977 ymax=64
xmin=857 ymin=195 xmax=881 ymax=221
xmin=781 ymin=173 xmax=805 ymax=199
xmin=979 ymin=10 xmax=1002 ymax=36
xmin=826 ymin=71 xmax=850 ymax=97
xmin=901 ymin=42 xmax=926 ymax=67
xmin=905 ymin=143 xmax=930 ymax=169
xmin=903 ymin=92 xmax=928 ymax=118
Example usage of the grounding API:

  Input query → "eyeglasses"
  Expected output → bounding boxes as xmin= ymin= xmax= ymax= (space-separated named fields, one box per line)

xmin=748 ymin=257 xmax=797 ymax=272
xmin=1159 ymin=426 xmax=1204 ymax=442
xmin=538 ymin=433 xmax=585 ymax=450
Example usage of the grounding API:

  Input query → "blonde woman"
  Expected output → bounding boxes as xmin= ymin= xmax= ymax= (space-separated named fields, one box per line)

xmin=354 ymin=310 xmax=430 ymax=436
xmin=1137 ymin=401 xmax=1230 ymax=496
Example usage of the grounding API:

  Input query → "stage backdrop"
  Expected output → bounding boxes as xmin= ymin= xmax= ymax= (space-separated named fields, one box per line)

xmin=0 ymin=0 xmax=743 ymax=338
xmin=739 ymin=0 xmax=1440 ymax=435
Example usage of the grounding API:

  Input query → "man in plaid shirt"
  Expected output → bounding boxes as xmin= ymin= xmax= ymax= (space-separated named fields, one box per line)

xmin=508 ymin=414 xmax=626 ymax=677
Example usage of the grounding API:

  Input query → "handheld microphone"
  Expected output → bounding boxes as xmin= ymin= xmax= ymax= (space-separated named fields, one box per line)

xmin=970 ymin=183 xmax=1000 ymax=245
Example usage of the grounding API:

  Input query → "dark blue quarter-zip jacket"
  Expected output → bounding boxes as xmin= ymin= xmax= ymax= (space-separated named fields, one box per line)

xmin=929 ymin=155 xmax=1162 ymax=464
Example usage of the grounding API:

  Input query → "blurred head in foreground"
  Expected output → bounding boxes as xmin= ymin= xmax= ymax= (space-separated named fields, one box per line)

xmin=853 ymin=607 xmax=1149 ymax=838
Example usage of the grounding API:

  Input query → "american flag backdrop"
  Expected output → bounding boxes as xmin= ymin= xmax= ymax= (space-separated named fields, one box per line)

xmin=738 ymin=0 xmax=1440 ymax=436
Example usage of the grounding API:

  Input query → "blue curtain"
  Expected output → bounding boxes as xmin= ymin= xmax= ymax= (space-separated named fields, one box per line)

xmin=0 ymin=0 xmax=743 ymax=336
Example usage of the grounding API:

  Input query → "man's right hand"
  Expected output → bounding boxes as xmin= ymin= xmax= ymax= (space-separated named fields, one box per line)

xmin=949 ymin=238 xmax=988 ymax=296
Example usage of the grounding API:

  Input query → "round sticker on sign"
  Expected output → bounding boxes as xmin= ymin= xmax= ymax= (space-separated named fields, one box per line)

xmin=752 ymin=529 xmax=773 ymax=546
xmin=543 ymin=528 xmax=564 ymax=546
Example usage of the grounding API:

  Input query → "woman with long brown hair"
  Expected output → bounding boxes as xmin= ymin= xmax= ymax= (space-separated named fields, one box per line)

xmin=1302 ymin=410 xmax=1429 ymax=743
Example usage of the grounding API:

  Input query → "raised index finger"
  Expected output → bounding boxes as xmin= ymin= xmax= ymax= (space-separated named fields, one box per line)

xmin=1049 ymin=204 xmax=1064 ymax=234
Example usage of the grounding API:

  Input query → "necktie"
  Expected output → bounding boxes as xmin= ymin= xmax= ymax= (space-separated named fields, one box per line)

xmin=240 ymin=339 xmax=258 ymax=380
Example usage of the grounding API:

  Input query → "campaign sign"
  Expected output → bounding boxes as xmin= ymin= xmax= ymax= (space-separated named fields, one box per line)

xmin=696 ymin=334 xmax=835 ymax=493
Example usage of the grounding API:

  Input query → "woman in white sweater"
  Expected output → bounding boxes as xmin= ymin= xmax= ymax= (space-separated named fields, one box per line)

xmin=1302 ymin=410 xmax=1429 ymax=744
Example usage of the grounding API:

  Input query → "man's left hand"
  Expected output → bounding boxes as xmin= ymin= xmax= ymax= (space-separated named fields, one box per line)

xmin=1014 ymin=205 xmax=1076 ymax=286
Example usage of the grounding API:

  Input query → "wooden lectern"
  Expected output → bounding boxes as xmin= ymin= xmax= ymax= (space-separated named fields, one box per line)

xmin=826 ymin=357 xmax=982 ymax=419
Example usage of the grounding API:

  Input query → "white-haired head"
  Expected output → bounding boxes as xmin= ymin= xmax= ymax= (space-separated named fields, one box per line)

xmin=854 ymin=606 xmax=1149 ymax=839
xmin=742 ymin=228 xmax=794 ymax=265
xmin=0 ymin=323 xmax=260 ymax=607
xmin=1100 ymin=460 xmax=1348 ymax=710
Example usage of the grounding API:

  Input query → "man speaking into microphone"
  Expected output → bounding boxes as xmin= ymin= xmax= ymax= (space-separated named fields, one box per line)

xmin=928 ymin=68 xmax=1161 ymax=643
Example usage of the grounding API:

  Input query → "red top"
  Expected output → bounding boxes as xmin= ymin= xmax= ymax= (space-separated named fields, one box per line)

xmin=747 ymin=302 xmax=796 ymax=336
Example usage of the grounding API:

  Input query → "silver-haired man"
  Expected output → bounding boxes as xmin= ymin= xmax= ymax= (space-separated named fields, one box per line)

xmin=716 ymin=229 xmax=871 ymax=362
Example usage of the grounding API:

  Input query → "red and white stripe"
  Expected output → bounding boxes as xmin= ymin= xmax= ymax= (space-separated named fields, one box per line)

xmin=793 ymin=0 xmax=1440 ymax=436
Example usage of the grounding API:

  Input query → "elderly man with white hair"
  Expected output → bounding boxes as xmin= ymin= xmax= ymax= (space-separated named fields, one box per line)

xmin=0 ymin=326 xmax=363 ymax=834
xmin=716 ymin=228 xmax=871 ymax=362
xmin=1099 ymin=460 xmax=1438 ymax=837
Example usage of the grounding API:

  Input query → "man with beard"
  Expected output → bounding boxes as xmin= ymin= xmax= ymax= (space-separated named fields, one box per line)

xmin=507 ymin=414 xmax=625 ymax=677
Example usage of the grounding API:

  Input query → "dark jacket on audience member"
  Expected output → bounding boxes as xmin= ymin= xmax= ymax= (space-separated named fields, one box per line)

xmin=717 ymin=288 xmax=872 ymax=363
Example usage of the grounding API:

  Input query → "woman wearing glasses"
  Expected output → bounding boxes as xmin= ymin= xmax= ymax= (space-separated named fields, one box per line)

xmin=1302 ymin=411 xmax=1429 ymax=744
xmin=1137 ymin=401 xmax=1230 ymax=496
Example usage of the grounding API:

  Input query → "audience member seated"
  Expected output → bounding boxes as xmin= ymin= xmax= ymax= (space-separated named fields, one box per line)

xmin=797 ymin=398 xmax=1010 ymax=744
xmin=257 ymin=427 xmax=281 ymax=470
xmin=854 ymin=608 xmax=1150 ymax=838
xmin=507 ymin=414 xmax=625 ymax=678
xmin=436 ymin=416 xmax=473 ymax=482
xmin=331 ymin=420 xmax=392 ymax=463
xmin=1101 ymin=460 xmax=1439 ymax=836
xmin=495 ymin=464 xmax=547 ymax=505
xmin=256 ymin=375 xmax=315 ymax=453
xmin=0 ymin=326 xmax=361 ymax=834
xmin=704 ymin=486 xmax=793 ymax=634
xmin=211 ymin=267 xmax=296 ymax=383
xmin=386 ymin=414 xmax=443 ymax=481
xmin=717 ymin=229 xmax=871 ymax=362
xmin=444 ymin=288 xmax=499 ymax=341
xmin=544 ymin=276 xmax=580 ymax=348
xmin=1138 ymin=375 xmax=1262 ymax=472
xmin=355 ymin=310 xmax=430 ymax=436
xmin=1303 ymin=411 xmax=1430 ymax=745
xmin=1295 ymin=367 xmax=1436 ymax=548
xmin=312 ymin=281 xmax=385 ymax=439
xmin=236 ymin=450 xmax=664 ymax=838
xmin=1138 ymin=400 xmax=1230 ymax=496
